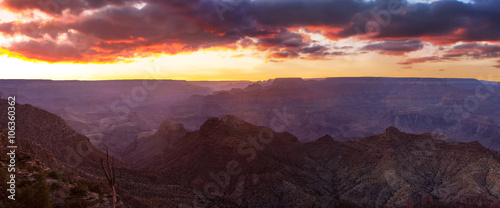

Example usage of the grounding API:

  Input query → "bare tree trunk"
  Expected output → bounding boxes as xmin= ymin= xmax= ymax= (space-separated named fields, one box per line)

xmin=101 ymin=148 xmax=117 ymax=208
xmin=111 ymin=186 xmax=116 ymax=208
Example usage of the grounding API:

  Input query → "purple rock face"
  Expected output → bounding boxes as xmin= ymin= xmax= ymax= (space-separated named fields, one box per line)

xmin=1 ymin=78 xmax=499 ymax=155
xmin=168 ymin=77 xmax=500 ymax=151
xmin=0 ymin=80 xmax=213 ymax=155
xmin=126 ymin=115 xmax=500 ymax=207
xmin=2 ymin=96 xmax=500 ymax=207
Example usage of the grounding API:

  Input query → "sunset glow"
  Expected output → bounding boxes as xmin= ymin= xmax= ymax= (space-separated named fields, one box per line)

xmin=0 ymin=0 xmax=498 ymax=81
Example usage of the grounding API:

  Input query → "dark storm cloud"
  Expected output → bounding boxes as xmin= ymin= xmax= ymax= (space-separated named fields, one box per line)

xmin=444 ymin=43 xmax=500 ymax=59
xmin=300 ymin=45 xmax=327 ymax=54
xmin=247 ymin=0 xmax=367 ymax=27
xmin=362 ymin=39 xmax=423 ymax=55
xmin=271 ymin=51 xmax=299 ymax=59
xmin=9 ymin=40 xmax=82 ymax=61
xmin=399 ymin=42 xmax=500 ymax=65
xmin=253 ymin=29 xmax=337 ymax=60
xmin=1 ymin=0 xmax=500 ymax=62
xmin=257 ymin=29 xmax=308 ymax=48
xmin=2 ymin=0 xmax=137 ymax=15
xmin=338 ymin=0 xmax=500 ymax=43
xmin=0 ymin=22 xmax=13 ymax=34
xmin=1 ymin=2 xmax=240 ymax=61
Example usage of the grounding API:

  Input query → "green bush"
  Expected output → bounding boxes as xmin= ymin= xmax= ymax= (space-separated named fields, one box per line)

xmin=70 ymin=183 xmax=88 ymax=197
xmin=79 ymin=180 xmax=103 ymax=194
xmin=47 ymin=169 xmax=68 ymax=182
xmin=87 ymin=182 xmax=103 ymax=194
xmin=67 ymin=199 xmax=88 ymax=208
xmin=35 ymin=171 xmax=47 ymax=182
xmin=0 ymin=154 xmax=7 ymax=163
xmin=0 ymin=168 xmax=9 ymax=203
xmin=26 ymin=165 xmax=43 ymax=173
xmin=0 ymin=168 xmax=8 ymax=183
xmin=17 ymin=174 xmax=52 ymax=208
xmin=50 ymin=182 xmax=62 ymax=191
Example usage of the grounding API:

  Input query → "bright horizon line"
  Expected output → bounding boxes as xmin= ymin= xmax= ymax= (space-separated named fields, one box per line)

xmin=0 ymin=76 xmax=497 ymax=82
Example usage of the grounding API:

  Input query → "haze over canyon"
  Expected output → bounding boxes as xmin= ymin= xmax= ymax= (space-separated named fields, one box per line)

xmin=0 ymin=77 xmax=499 ymax=207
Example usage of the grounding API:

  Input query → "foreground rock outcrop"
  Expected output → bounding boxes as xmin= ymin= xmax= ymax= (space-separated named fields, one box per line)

xmin=147 ymin=115 xmax=500 ymax=208
xmin=3 ymin=98 xmax=500 ymax=207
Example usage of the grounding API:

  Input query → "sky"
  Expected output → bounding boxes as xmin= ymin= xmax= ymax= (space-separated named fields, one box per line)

xmin=0 ymin=0 xmax=499 ymax=81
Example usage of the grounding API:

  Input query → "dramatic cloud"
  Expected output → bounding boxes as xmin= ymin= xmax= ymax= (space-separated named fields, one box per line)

xmin=494 ymin=59 xmax=500 ymax=68
xmin=362 ymin=39 xmax=423 ymax=55
xmin=9 ymin=40 xmax=82 ymax=62
xmin=337 ymin=0 xmax=500 ymax=43
xmin=398 ymin=56 xmax=444 ymax=65
xmin=0 ymin=22 xmax=13 ymax=33
xmin=399 ymin=42 xmax=500 ymax=65
xmin=2 ymin=0 xmax=137 ymax=15
xmin=257 ymin=30 xmax=309 ymax=48
xmin=0 ymin=0 xmax=499 ymax=62
xmin=247 ymin=0 xmax=366 ymax=27
xmin=300 ymin=45 xmax=327 ymax=54
xmin=444 ymin=42 xmax=500 ymax=59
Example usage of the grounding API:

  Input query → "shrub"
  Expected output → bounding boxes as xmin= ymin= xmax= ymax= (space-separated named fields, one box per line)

xmin=47 ymin=169 xmax=68 ymax=182
xmin=87 ymin=182 xmax=103 ymax=194
xmin=17 ymin=174 xmax=52 ymax=208
xmin=70 ymin=183 xmax=88 ymax=197
xmin=26 ymin=165 xmax=43 ymax=173
xmin=67 ymin=199 xmax=88 ymax=208
xmin=0 ymin=168 xmax=8 ymax=184
xmin=76 ymin=179 xmax=103 ymax=194
xmin=50 ymin=182 xmax=62 ymax=190
xmin=35 ymin=171 xmax=47 ymax=182
xmin=0 ymin=168 xmax=9 ymax=203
